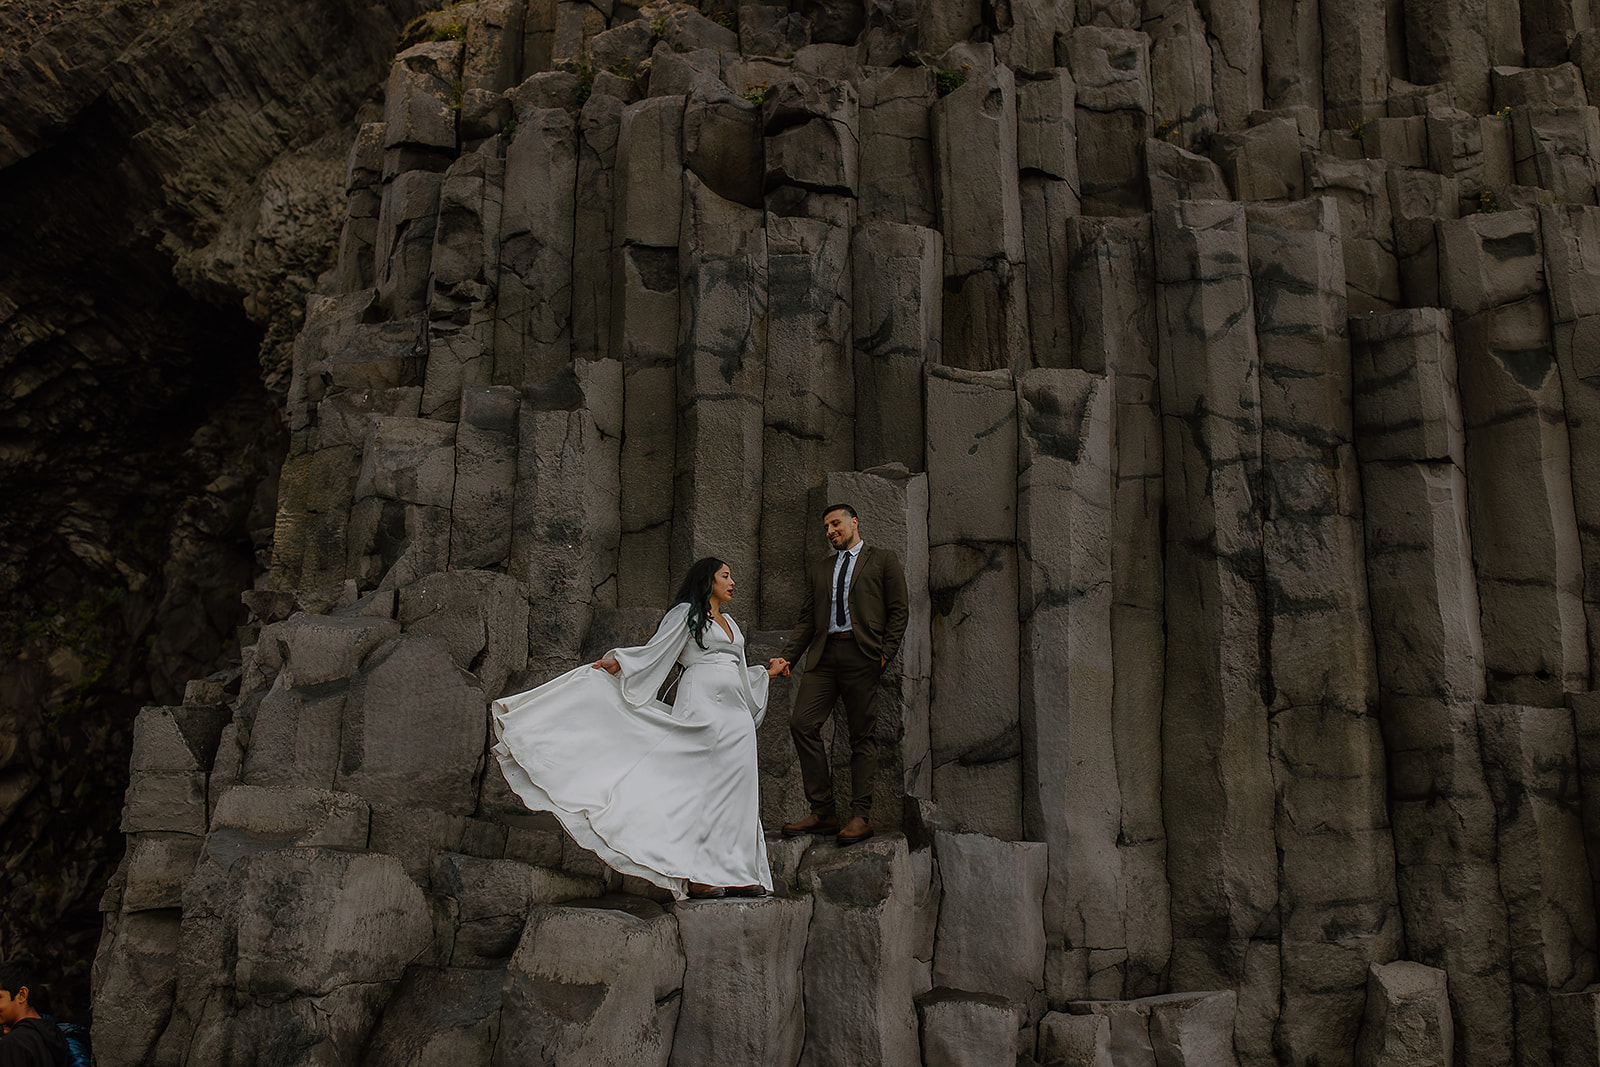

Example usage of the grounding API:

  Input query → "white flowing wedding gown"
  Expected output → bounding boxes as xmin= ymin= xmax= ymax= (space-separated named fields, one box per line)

xmin=491 ymin=602 xmax=774 ymax=899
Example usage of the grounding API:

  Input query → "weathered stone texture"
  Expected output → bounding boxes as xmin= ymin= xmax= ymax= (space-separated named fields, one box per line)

xmin=800 ymin=836 xmax=920 ymax=1067
xmin=1154 ymin=199 xmax=1278 ymax=1065
xmin=497 ymin=897 xmax=686 ymax=1067
xmin=83 ymin=7 xmax=1600 ymax=1067
xmin=1354 ymin=961 xmax=1453 ymax=1067
xmin=494 ymin=106 xmax=576 ymax=387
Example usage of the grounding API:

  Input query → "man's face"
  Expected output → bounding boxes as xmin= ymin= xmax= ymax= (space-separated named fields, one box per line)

xmin=823 ymin=510 xmax=859 ymax=550
xmin=0 ymin=987 xmax=28 ymax=1029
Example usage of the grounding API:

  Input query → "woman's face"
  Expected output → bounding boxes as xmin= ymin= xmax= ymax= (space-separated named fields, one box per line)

xmin=710 ymin=564 xmax=734 ymax=605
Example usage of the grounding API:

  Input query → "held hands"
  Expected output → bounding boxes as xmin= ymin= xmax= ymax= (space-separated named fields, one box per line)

xmin=767 ymin=657 xmax=791 ymax=678
xmin=593 ymin=657 xmax=621 ymax=675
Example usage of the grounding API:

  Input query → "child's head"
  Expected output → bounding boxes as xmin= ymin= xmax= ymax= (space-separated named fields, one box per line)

xmin=0 ymin=961 xmax=46 ymax=1029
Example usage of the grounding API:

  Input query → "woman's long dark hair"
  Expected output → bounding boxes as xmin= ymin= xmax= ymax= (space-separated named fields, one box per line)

xmin=671 ymin=556 xmax=727 ymax=649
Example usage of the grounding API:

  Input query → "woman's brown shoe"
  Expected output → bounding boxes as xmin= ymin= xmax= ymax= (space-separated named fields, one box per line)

xmin=687 ymin=882 xmax=726 ymax=899
xmin=726 ymin=884 xmax=767 ymax=898
xmin=836 ymin=817 xmax=874 ymax=845
xmin=781 ymin=812 xmax=840 ymax=837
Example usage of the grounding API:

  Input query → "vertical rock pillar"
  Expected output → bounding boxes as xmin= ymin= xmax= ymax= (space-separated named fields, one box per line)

xmin=1543 ymin=205 xmax=1600 ymax=681
xmin=759 ymin=72 xmax=859 ymax=628
xmin=1068 ymin=215 xmax=1171 ymax=999
xmin=1352 ymin=307 xmax=1513 ymax=1067
xmin=509 ymin=361 xmax=623 ymax=673
xmin=1440 ymin=209 xmax=1589 ymax=705
xmin=494 ymin=105 xmax=576 ymax=387
xmin=925 ymin=366 xmax=1021 ymax=839
xmin=673 ymin=171 xmax=768 ymax=589
xmin=1246 ymin=198 xmax=1401 ymax=1063
xmin=852 ymin=221 xmax=942 ymax=472
xmin=1154 ymin=199 xmax=1279 ymax=1066
xmin=1017 ymin=369 xmax=1121 ymax=1003
xmin=932 ymin=64 xmax=1029 ymax=372
xmin=613 ymin=95 xmax=685 ymax=608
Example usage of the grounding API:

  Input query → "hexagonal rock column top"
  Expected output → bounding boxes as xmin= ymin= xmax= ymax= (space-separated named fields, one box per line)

xmin=496 ymin=895 xmax=687 ymax=1067
xmin=669 ymin=894 xmax=813 ymax=1067
xmin=799 ymin=834 xmax=920 ymax=1067
xmin=1354 ymin=961 xmax=1453 ymax=1067
xmin=1066 ymin=991 xmax=1240 ymax=1067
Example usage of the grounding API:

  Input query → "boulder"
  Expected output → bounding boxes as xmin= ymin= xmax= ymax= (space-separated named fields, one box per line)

xmin=763 ymin=72 xmax=860 ymax=196
xmin=1068 ymin=991 xmax=1240 ymax=1067
xmin=685 ymin=73 xmax=763 ymax=207
xmin=1213 ymin=117 xmax=1304 ymax=201
xmin=1038 ymin=1010 xmax=1112 ymax=1066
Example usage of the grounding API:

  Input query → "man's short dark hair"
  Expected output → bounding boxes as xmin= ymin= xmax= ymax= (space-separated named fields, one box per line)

xmin=0 ymin=960 xmax=47 ymax=1010
xmin=821 ymin=503 xmax=858 ymax=520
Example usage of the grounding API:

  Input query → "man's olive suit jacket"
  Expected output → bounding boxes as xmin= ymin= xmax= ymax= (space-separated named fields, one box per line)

xmin=780 ymin=544 xmax=910 ymax=671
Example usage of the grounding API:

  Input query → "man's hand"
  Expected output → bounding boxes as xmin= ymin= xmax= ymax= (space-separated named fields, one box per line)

xmin=768 ymin=657 xmax=791 ymax=678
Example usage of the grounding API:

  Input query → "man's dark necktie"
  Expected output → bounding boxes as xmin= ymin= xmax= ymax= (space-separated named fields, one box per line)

xmin=834 ymin=552 xmax=849 ymax=627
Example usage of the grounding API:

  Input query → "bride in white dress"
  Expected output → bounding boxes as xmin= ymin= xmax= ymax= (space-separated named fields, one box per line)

xmin=492 ymin=557 xmax=783 ymax=900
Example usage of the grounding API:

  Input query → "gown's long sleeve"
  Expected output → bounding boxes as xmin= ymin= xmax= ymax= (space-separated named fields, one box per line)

xmin=611 ymin=602 xmax=692 ymax=708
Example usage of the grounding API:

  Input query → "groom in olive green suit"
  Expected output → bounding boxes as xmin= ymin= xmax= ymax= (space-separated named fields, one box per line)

xmin=770 ymin=503 xmax=909 ymax=845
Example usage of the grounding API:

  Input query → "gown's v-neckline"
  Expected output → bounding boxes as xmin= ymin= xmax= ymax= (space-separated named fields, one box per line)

xmin=710 ymin=612 xmax=735 ymax=644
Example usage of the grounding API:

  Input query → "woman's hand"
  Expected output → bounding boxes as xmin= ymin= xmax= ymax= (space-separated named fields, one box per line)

xmin=767 ymin=657 xmax=790 ymax=679
xmin=593 ymin=657 xmax=621 ymax=675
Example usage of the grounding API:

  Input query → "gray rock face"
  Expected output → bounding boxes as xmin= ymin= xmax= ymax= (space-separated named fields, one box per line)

xmin=931 ymin=830 xmax=1046 ymax=1004
xmin=671 ymin=895 xmax=812 ymax=1067
xmin=69 ymin=4 xmax=1600 ymax=1067
xmin=916 ymin=989 xmax=1021 ymax=1067
xmin=1354 ymin=961 xmax=1453 ymax=1067
xmin=800 ymin=836 xmax=920 ymax=1067
xmin=1067 ymin=991 xmax=1240 ymax=1067
xmin=498 ymin=896 xmax=686 ymax=1067
xmin=1153 ymin=199 xmax=1278 ymax=1064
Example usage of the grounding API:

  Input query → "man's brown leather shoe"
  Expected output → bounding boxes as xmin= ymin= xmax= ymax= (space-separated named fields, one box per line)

xmin=836 ymin=816 xmax=874 ymax=844
xmin=781 ymin=812 xmax=840 ymax=837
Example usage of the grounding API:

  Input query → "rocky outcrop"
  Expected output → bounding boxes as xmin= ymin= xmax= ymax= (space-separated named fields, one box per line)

xmin=33 ymin=0 xmax=1600 ymax=1065
xmin=1 ymin=0 xmax=439 ymax=1011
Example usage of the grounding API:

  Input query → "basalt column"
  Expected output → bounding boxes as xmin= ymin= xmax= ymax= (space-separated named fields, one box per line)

xmin=1155 ymin=199 xmax=1279 ymax=1067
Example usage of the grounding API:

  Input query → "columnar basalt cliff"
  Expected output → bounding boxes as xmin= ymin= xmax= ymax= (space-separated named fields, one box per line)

xmin=70 ymin=0 xmax=1600 ymax=1064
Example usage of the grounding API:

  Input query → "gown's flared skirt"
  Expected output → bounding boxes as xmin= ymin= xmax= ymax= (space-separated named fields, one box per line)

xmin=492 ymin=661 xmax=772 ymax=899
